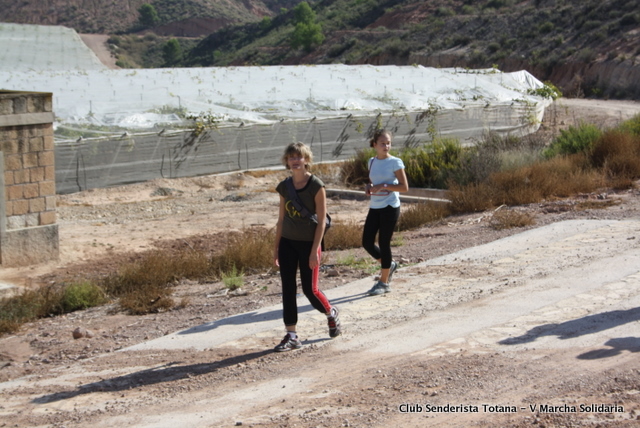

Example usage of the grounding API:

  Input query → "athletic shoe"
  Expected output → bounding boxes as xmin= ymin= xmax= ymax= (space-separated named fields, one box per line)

xmin=367 ymin=281 xmax=390 ymax=296
xmin=274 ymin=334 xmax=302 ymax=352
xmin=327 ymin=306 xmax=342 ymax=338
xmin=388 ymin=260 xmax=399 ymax=284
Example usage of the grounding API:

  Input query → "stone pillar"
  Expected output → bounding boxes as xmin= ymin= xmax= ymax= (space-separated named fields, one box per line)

xmin=0 ymin=91 xmax=59 ymax=267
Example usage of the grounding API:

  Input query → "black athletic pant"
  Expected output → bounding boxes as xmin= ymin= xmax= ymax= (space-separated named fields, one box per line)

xmin=278 ymin=237 xmax=331 ymax=327
xmin=362 ymin=205 xmax=400 ymax=270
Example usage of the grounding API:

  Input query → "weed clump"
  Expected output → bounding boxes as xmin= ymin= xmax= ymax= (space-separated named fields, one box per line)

xmin=61 ymin=281 xmax=107 ymax=312
xmin=397 ymin=202 xmax=449 ymax=231
xmin=222 ymin=265 xmax=244 ymax=291
xmin=490 ymin=209 xmax=536 ymax=230
xmin=589 ymin=130 xmax=640 ymax=182
xmin=324 ymin=219 xmax=363 ymax=250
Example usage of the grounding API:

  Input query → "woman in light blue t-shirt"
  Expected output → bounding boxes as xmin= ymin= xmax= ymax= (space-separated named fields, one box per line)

xmin=363 ymin=129 xmax=409 ymax=296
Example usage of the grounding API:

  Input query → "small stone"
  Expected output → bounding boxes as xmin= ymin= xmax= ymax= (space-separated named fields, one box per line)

xmin=72 ymin=327 xmax=94 ymax=339
xmin=326 ymin=268 xmax=340 ymax=277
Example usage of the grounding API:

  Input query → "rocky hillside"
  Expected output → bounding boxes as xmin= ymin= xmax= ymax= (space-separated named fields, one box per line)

xmin=187 ymin=0 xmax=640 ymax=99
xmin=0 ymin=0 xmax=303 ymax=35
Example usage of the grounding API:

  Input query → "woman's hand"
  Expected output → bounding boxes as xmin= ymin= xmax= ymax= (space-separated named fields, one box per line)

xmin=309 ymin=251 xmax=320 ymax=269
xmin=369 ymin=184 xmax=390 ymax=195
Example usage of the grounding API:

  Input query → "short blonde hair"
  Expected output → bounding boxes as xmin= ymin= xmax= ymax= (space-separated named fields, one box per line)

xmin=282 ymin=142 xmax=313 ymax=170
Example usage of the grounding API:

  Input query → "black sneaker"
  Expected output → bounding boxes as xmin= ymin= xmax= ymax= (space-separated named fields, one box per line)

xmin=388 ymin=260 xmax=398 ymax=284
xmin=328 ymin=306 xmax=342 ymax=338
xmin=274 ymin=334 xmax=302 ymax=352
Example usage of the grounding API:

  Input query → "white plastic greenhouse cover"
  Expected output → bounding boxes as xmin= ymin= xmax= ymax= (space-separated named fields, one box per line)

xmin=0 ymin=24 xmax=551 ymax=133
xmin=0 ymin=23 xmax=106 ymax=71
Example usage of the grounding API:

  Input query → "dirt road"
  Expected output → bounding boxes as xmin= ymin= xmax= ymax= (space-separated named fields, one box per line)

xmin=2 ymin=217 xmax=639 ymax=427
xmin=80 ymin=34 xmax=119 ymax=69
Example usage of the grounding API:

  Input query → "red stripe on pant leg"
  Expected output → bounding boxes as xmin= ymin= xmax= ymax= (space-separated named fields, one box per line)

xmin=311 ymin=246 xmax=331 ymax=313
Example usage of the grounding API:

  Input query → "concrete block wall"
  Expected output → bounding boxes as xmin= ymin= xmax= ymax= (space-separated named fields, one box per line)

xmin=0 ymin=91 xmax=59 ymax=267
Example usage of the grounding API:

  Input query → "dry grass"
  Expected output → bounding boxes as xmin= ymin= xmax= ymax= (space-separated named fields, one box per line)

xmin=103 ymin=250 xmax=210 ymax=295
xmin=575 ymin=199 xmax=621 ymax=210
xmin=102 ymin=249 xmax=211 ymax=314
xmin=244 ymin=169 xmax=284 ymax=179
xmin=339 ymin=149 xmax=375 ymax=187
xmin=448 ymin=181 xmax=497 ymax=214
xmin=450 ymin=155 xmax=605 ymax=213
xmin=490 ymin=209 xmax=536 ymax=230
xmin=99 ymin=228 xmax=277 ymax=315
xmin=0 ymin=281 xmax=108 ymax=334
xmin=591 ymin=131 xmax=640 ymax=180
xmin=212 ymin=228 xmax=276 ymax=274
xmin=492 ymin=156 xmax=602 ymax=204
xmin=324 ymin=219 xmax=363 ymax=250
xmin=397 ymin=202 xmax=449 ymax=231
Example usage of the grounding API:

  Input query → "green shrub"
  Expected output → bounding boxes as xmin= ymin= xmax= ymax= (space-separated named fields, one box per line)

xmin=454 ymin=145 xmax=502 ymax=185
xmin=528 ymin=82 xmax=562 ymax=100
xmin=485 ymin=0 xmax=511 ymax=9
xmin=539 ymin=21 xmax=554 ymax=34
xmin=618 ymin=114 xmax=640 ymax=136
xmin=452 ymin=132 xmax=546 ymax=186
xmin=0 ymin=285 xmax=66 ymax=334
xmin=543 ymin=123 xmax=603 ymax=158
xmin=400 ymin=138 xmax=463 ymax=188
xmin=61 ymin=281 xmax=107 ymax=312
xmin=461 ymin=5 xmax=475 ymax=14
xmin=222 ymin=265 xmax=244 ymax=290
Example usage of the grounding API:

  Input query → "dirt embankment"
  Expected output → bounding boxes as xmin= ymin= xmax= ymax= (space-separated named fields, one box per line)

xmin=80 ymin=34 xmax=119 ymax=69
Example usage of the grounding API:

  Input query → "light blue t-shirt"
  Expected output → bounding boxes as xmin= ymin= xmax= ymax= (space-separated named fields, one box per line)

xmin=368 ymin=155 xmax=405 ymax=209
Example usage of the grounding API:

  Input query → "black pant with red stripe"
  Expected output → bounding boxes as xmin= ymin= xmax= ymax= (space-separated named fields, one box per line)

xmin=278 ymin=237 xmax=331 ymax=326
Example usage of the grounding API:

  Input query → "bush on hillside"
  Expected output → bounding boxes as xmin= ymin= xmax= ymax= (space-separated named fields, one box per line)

xmin=400 ymin=138 xmax=462 ymax=188
xmin=543 ymin=123 xmax=603 ymax=158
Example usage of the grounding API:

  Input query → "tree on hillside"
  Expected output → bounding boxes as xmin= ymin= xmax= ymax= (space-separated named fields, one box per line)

xmin=294 ymin=1 xmax=316 ymax=24
xmin=163 ymin=39 xmax=183 ymax=66
xmin=290 ymin=2 xmax=324 ymax=52
xmin=138 ymin=3 xmax=160 ymax=28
